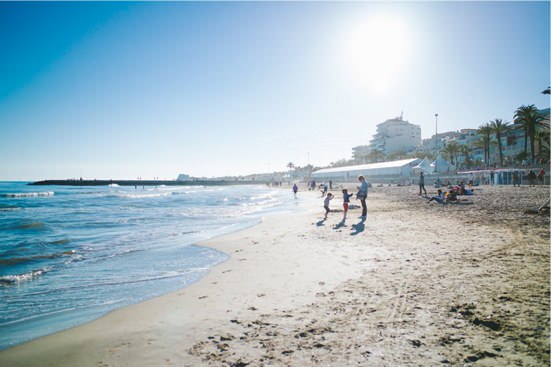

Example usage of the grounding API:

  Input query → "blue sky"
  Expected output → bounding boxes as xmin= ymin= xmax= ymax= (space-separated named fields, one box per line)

xmin=1 ymin=1 xmax=549 ymax=180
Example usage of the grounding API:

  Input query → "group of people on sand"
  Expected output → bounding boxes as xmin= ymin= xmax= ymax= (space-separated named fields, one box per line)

xmin=427 ymin=188 xmax=457 ymax=204
xmin=415 ymin=170 xmax=475 ymax=205
xmin=427 ymin=181 xmax=473 ymax=204
xmin=323 ymin=176 xmax=368 ymax=221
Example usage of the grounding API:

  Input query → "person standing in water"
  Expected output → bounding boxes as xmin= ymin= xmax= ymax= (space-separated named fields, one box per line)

xmin=292 ymin=183 xmax=298 ymax=198
xmin=356 ymin=175 xmax=368 ymax=218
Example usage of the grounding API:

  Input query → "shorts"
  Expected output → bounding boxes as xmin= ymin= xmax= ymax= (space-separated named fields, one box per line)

xmin=343 ymin=202 xmax=349 ymax=211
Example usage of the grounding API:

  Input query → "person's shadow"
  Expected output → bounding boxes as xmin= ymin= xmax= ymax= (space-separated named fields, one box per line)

xmin=350 ymin=217 xmax=366 ymax=235
xmin=316 ymin=219 xmax=326 ymax=227
xmin=333 ymin=219 xmax=346 ymax=229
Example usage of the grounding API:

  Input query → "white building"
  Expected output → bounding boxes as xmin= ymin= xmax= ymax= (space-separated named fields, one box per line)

xmin=351 ymin=145 xmax=370 ymax=163
xmin=368 ymin=116 xmax=421 ymax=155
xmin=312 ymin=158 xmax=421 ymax=183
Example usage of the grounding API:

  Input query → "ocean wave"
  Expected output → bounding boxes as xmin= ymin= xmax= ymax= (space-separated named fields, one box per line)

xmin=0 ymin=221 xmax=46 ymax=231
xmin=0 ymin=250 xmax=75 ymax=266
xmin=0 ymin=268 xmax=48 ymax=285
xmin=0 ymin=192 xmax=54 ymax=198
xmin=105 ymin=192 xmax=173 ymax=199
xmin=0 ymin=221 xmax=47 ymax=231
xmin=0 ymin=204 xmax=21 ymax=211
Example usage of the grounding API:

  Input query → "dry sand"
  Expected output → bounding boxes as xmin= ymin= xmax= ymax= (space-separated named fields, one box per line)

xmin=0 ymin=184 xmax=549 ymax=367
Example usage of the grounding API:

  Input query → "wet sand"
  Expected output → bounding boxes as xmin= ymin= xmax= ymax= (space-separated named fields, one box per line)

xmin=1 ymin=184 xmax=549 ymax=366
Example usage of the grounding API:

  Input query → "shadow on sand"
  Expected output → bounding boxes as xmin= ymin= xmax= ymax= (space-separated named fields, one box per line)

xmin=350 ymin=217 xmax=366 ymax=235
xmin=333 ymin=219 xmax=347 ymax=229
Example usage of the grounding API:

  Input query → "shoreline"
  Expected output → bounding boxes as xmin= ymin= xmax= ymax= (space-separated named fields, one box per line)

xmin=0 ymin=185 xmax=549 ymax=366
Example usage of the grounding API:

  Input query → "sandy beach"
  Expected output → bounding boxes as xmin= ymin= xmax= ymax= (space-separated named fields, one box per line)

xmin=0 ymin=184 xmax=549 ymax=367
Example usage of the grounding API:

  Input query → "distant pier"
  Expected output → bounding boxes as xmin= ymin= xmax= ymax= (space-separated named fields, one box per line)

xmin=29 ymin=179 xmax=262 ymax=187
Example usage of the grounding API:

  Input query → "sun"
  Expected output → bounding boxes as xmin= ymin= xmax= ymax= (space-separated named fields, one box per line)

xmin=340 ymin=14 xmax=411 ymax=94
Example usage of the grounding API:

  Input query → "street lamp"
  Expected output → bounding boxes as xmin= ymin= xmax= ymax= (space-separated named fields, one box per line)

xmin=434 ymin=113 xmax=438 ymax=173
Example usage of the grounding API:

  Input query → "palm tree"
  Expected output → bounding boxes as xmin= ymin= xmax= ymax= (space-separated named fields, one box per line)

xmin=459 ymin=144 xmax=473 ymax=169
xmin=514 ymin=105 xmax=544 ymax=164
xmin=477 ymin=123 xmax=493 ymax=167
xmin=489 ymin=118 xmax=509 ymax=167
xmin=535 ymin=124 xmax=550 ymax=163
xmin=441 ymin=141 xmax=460 ymax=166
xmin=286 ymin=162 xmax=295 ymax=179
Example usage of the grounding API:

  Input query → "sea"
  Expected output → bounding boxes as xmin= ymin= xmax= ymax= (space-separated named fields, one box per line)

xmin=0 ymin=181 xmax=297 ymax=350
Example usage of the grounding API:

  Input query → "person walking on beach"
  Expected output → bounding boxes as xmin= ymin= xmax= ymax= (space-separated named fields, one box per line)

xmin=537 ymin=169 xmax=545 ymax=185
xmin=342 ymin=188 xmax=354 ymax=220
xmin=356 ymin=175 xmax=368 ymax=218
xmin=292 ymin=183 xmax=298 ymax=198
xmin=418 ymin=172 xmax=427 ymax=196
xmin=528 ymin=170 xmax=537 ymax=187
xmin=321 ymin=182 xmax=328 ymax=197
xmin=323 ymin=193 xmax=334 ymax=219
xmin=512 ymin=171 xmax=520 ymax=187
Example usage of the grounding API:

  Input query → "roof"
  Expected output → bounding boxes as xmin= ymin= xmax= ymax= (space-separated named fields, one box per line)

xmin=313 ymin=158 xmax=420 ymax=175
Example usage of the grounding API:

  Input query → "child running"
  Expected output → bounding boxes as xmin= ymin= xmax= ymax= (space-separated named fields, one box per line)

xmin=323 ymin=193 xmax=334 ymax=219
xmin=341 ymin=188 xmax=353 ymax=220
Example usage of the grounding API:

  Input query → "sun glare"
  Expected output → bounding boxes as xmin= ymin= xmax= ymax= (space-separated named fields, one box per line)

xmin=341 ymin=14 xmax=411 ymax=94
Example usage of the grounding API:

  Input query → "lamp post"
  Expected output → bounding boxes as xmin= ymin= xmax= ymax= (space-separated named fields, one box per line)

xmin=434 ymin=113 xmax=438 ymax=173
xmin=307 ymin=152 xmax=311 ymax=179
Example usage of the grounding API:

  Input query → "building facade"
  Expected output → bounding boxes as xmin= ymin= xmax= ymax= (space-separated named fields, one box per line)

xmin=368 ymin=116 xmax=421 ymax=156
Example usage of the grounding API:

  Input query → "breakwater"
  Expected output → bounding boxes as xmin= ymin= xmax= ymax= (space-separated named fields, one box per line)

xmin=29 ymin=179 xmax=262 ymax=186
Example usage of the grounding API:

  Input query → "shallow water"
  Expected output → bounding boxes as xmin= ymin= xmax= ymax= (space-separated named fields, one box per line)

xmin=0 ymin=182 xmax=295 ymax=349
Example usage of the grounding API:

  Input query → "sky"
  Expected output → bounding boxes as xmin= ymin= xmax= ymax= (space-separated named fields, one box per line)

xmin=0 ymin=1 xmax=549 ymax=181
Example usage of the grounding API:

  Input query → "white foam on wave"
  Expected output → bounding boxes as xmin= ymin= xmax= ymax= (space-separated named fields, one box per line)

xmin=1 ymin=192 xmax=54 ymax=198
xmin=118 ymin=192 xmax=172 ymax=199
xmin=0 ymin=268 xmax=48 ymax=285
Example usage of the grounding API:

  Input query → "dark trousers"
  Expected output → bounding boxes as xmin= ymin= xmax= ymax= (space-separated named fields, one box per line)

xmin=360 ymin=198 xmax=367 ymax=217
xmin=419 ymin=184 xmax=427 ymax=195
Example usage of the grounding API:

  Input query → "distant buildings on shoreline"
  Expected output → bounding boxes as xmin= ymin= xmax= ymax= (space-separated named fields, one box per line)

xmin=352 ymin=109 xmax=550 ymax=170
xmin=176 ymin=109 xmax=549 ymax=183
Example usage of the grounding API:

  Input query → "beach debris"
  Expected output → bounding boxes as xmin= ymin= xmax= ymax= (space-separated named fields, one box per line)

xmin=219 ymin=334 xmax=235 ymax=341
xmin=451 ymin=303 xmax=502 ymax=332
xmin=463 ymin=350 xmax=498 ymax=363
xmin=229 ymin=359 xmax=250 ymax=367
xmin=472 ymin=318 xmax=501 ymax=331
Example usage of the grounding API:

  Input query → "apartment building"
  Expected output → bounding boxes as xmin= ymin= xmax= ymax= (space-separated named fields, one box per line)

xmin=368 ymin=116 xmax=422 ymax=155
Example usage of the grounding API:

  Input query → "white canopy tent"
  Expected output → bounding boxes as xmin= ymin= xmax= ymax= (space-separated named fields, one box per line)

xmin=413 ymin=156 xmax=434 ymax=174
xmin=431 ymin=155 xmax=456 ymax=173
xmin=312 ymin=158 xmax=421 ymax=182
